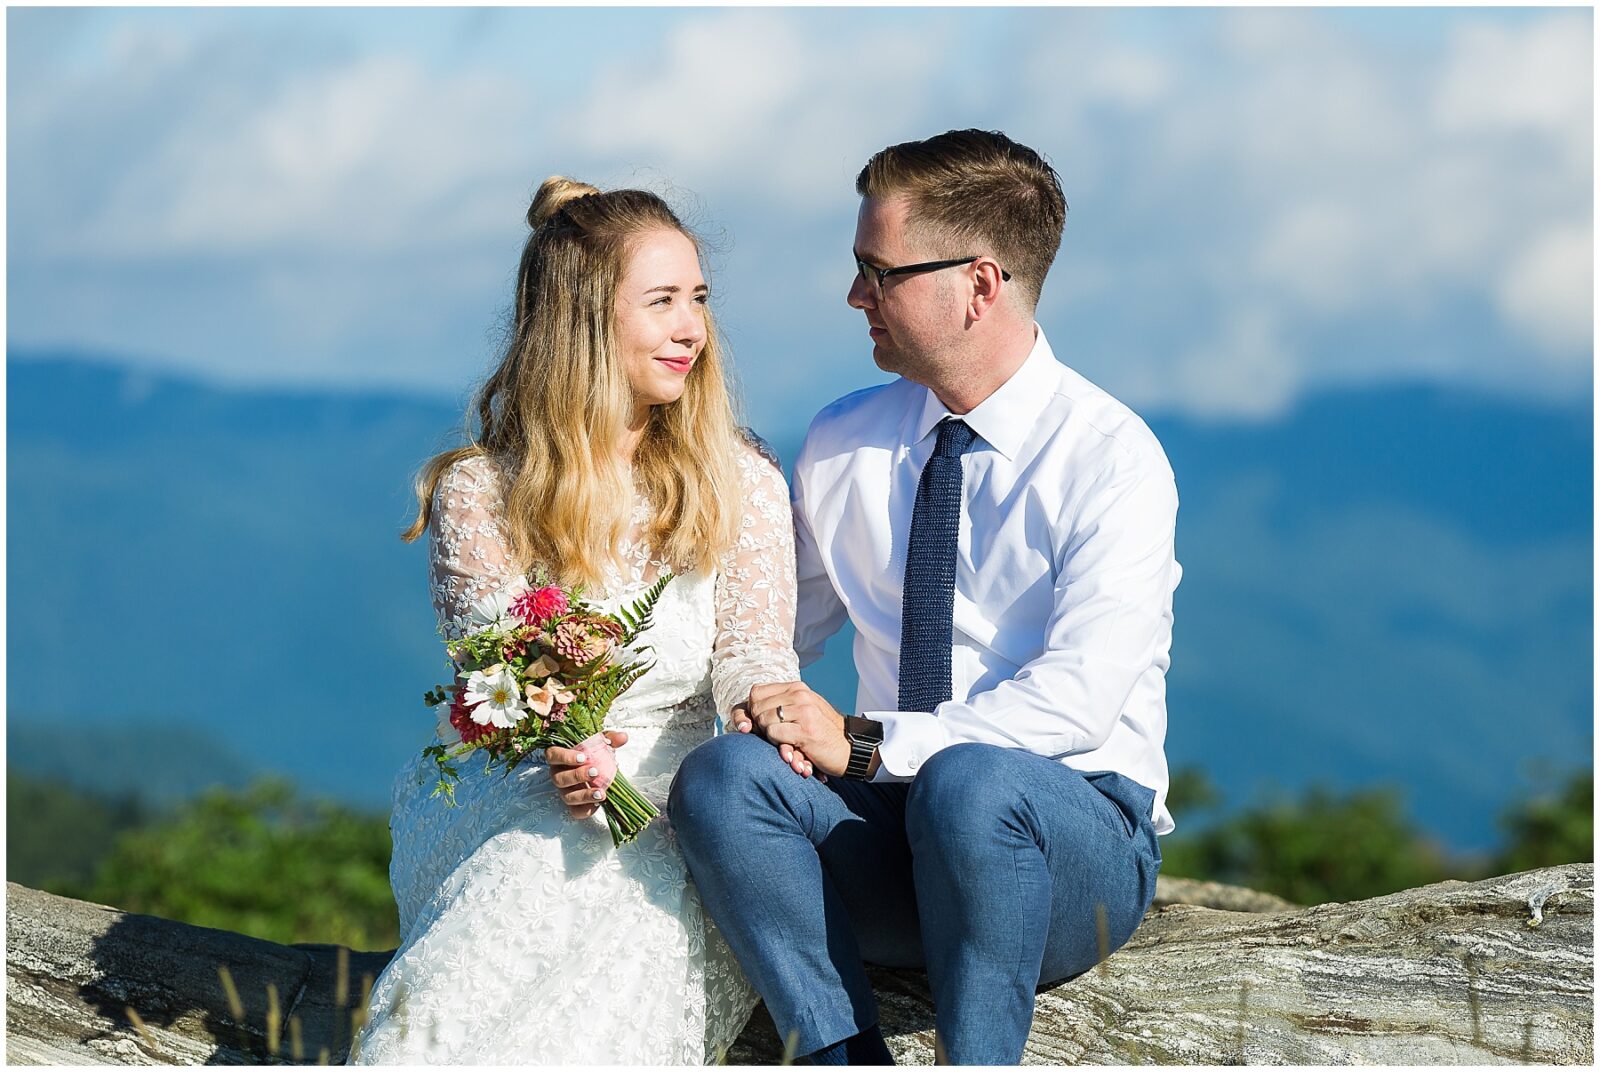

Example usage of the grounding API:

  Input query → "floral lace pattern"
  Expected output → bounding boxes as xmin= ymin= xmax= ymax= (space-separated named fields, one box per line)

xmin=350 ymin=435 xmax=799 ymax=1065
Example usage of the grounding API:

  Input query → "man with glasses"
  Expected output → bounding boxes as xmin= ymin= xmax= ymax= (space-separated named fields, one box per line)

xmin=671 ymin=129 xmax=1180 ymax=1065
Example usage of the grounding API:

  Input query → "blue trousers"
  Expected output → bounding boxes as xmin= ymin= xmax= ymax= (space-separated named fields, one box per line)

xmin=668 ymin=734 xmax=1161 ymax=1064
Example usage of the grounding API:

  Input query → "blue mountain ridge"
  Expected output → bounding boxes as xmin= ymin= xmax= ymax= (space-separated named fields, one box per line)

xmin=7 ymin=352 xmax=1592 ymax=850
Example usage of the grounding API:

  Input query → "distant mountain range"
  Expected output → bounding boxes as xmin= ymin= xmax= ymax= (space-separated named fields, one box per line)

xmin=7 ymin=351 xmax=1592 ymax=850
xmin=8 ymin=722 xmax=257 ymax=804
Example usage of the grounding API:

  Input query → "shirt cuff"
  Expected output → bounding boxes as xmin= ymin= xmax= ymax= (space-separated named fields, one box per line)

xmin=865 ymin=711 xmax=952 ymax=782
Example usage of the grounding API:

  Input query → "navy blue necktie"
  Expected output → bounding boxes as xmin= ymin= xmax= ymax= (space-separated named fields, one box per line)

xmin=898 ymin=418 xmax=979 ymax=713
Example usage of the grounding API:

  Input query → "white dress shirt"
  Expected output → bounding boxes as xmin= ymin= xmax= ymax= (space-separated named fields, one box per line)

xmin=792 ymin=328 xmax=1180 ymax=834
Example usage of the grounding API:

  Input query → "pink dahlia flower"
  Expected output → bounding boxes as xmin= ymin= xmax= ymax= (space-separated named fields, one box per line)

xmin=511 ymin=585 xmax=569 ymax=627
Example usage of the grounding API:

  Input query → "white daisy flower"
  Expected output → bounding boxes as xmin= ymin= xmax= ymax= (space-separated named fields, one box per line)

xmin=464 ymin=590 xmax=520 ymax=636
xmin=435 ymin=703 xmax=462 ymax=745
xmin=462 ymin=666 xmax=527 ymax=728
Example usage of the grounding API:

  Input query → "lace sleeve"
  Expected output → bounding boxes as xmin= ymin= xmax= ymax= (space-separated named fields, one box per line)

xmin=427 ymin=454 xmax=529 ymax=641
xmin=711 ymin=433 xmax=802 ymax=719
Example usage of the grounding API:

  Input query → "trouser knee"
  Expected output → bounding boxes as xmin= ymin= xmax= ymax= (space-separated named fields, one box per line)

xmin=904 ymin=743 xmax=1025 ymax=853
xmin=668 ymin=731 xmax=786 ymax=841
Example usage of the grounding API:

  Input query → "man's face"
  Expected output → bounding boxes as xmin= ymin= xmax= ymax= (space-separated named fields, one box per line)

xmin=848 ymin=195 xmax=963 ymax=381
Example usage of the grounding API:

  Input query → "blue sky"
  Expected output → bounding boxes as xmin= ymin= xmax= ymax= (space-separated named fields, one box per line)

xmin=7 ymin=6 xmax=1592 ymax=437
xmin=5 ymin=7 xmax=1594 ymax=850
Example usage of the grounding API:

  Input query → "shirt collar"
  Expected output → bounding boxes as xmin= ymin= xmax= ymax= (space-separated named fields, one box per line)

xmin=911 ymin=326 xmax=1060 ymax=461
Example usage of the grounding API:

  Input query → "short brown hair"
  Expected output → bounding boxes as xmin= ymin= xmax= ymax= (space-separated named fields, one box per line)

xmin=856 ymin=129 xmax=1067 ymax=309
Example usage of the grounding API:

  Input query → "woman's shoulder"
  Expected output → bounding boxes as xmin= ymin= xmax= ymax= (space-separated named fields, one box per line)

xmin=432 ymin=450 xmax=508 ymax=510
xmin=446 ymin=449 xmax=503 ymax=477
xmin=728 ymin=428 xmax=791 ymax=511
xmin=735 ymin=427 xmax=784 ymax=473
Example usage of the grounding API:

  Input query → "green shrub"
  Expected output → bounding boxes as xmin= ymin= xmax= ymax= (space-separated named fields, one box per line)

xmin=79 ymin=778 xmax=398 ymax=950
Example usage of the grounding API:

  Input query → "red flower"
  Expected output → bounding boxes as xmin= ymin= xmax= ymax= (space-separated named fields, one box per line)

xmin=449 ymin=688 xmax=498 ymax=745
xmin=511 ymin=586 xmax=569 ymax=627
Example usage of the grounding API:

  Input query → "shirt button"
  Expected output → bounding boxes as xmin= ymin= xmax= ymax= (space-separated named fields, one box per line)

xmin=907 ymin=756 xmax=919 ymax=770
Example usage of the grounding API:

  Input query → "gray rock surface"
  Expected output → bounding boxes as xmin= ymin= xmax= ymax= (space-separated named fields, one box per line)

xmin=1152 ymin=874 xmax=1298 ymax=914
xmin=6 ymin=866 xmax=1593 ymax=1065
xmin=5 ymin=883 xmax=388 ymax=1065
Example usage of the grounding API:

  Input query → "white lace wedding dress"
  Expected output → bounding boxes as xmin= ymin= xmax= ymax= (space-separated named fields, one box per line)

xmin=349 ymin=439 xmax=799 ymax=1065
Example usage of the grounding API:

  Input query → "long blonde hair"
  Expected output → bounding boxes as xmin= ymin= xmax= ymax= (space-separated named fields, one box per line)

xmin=403 ymin=177 xmax=745 ymax=587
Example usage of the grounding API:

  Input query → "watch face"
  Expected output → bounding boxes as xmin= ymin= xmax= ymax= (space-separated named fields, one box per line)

xmin=843 ymin=716 xmax=884 ymax=742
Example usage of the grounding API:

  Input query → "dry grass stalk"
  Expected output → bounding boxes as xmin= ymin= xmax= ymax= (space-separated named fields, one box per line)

xmin=123 ymin=1006 xmax=156 ymax=1051
xmin=266 ymin=982 xmax=282 ymax=1055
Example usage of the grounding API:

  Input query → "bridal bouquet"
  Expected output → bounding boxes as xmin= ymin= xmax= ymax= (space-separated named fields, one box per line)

xmin=423 ymin=574 xmax=672 ymax=846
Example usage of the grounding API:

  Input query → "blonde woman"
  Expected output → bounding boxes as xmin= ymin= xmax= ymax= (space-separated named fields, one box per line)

xmin=349 ymin=179 xmax=803 ymax=1064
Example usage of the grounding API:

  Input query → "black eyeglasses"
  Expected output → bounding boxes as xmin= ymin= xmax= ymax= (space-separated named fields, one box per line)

xmin=854 ymin=255 xmax=1012 ymax=295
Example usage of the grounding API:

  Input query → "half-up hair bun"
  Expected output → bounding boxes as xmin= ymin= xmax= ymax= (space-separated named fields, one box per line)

xmin=527 ymin=176 xmax=601 ymax=229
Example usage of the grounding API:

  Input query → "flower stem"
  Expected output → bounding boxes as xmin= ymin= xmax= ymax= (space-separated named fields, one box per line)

xmin=600 ymin=772 xmax=659 ymax=847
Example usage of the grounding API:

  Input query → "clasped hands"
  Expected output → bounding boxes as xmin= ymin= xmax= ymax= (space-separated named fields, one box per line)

xmin=730 ymin=681 xmax=850 ymax=780
xmin=547 ymin=682 xmax=847 ymax=819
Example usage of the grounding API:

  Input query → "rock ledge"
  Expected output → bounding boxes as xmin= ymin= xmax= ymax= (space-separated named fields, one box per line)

xmin=6 ymin=866 xmax=1593 ymax=1065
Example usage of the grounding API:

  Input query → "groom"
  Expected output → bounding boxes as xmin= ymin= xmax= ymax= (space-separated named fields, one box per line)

xmin=670 ymin=129 xmax=1179 ymax=1065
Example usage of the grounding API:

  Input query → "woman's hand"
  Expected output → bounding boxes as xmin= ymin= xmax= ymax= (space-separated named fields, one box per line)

xmin=545 ymin=731 xmax=628 ymax=819
xmin=730 ymin=703 xmax=824 ymax=781
xmin=746 ymin=683 xmax=850 ymax=779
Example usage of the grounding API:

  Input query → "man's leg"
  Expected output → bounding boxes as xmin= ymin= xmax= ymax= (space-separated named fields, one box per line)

xmin=668 ymin=732 xmax=923 ymax=1060
xmin=903 ymin=744 xmax=1161 ymax=1064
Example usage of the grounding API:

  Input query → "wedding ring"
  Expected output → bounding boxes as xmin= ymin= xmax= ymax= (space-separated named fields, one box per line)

xmin=777 ymin=705 xmax=788 ymax=722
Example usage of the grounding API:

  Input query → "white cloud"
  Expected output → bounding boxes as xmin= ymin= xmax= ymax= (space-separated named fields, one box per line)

xmin=572 ymin=11 xmax=808 ymax=165
xmin=1433 ymin=13 xmax=1592 ymax=145
xmin=565 ymin=9 xmax=948 ymax=211
xmin=86 ymin=55 xmax=533 ymax=255
xmin=7 ymin=7 xmax=1592 ymax=422
xmin=1497 ymin=222 xmax=1594 ymax=360
xmin=1084 ymin=48 xmax=1174 ymax=110
xmin=1167 ymin=306 xmax=1302 ymax=421
xmin=1253 ymin=201 xmax=1373 ymax=315
xmin=1037 ymin=8 xmax=1592 ymax=417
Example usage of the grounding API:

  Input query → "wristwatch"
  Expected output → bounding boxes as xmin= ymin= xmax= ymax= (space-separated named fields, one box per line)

xmin=842 ymin=716 xmax=885 ymax=780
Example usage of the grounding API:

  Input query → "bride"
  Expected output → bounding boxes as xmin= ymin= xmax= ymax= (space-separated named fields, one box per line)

xmin=349 ymin=177 xmax=805 ymax=1064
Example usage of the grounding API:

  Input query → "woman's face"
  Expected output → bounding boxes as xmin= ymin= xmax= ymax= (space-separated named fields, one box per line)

xmin=614 ymin=228 xmax=709 ymax=415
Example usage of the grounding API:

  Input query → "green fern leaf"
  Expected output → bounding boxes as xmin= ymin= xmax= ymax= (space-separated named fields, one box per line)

xmin=618 ymin=573 xmax=673 ymax=645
